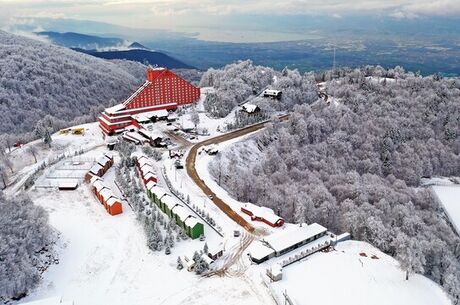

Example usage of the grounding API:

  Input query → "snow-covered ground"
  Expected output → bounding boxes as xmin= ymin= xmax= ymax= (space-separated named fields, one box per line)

xmin=6 ymin=122 xmax=105 ymax=194
xmin=432 ymin=185 xmax=460 ymax=235
xmin=20 ymin=150 xmax=275 ymax=305
xmin=269 ymin=240 xmax=451 ymax=305
xmin=15 ymin=116 xmax=454 ymax=305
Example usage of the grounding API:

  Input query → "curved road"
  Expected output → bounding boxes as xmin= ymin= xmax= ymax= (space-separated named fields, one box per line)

xmin=185 ymin=115 xmax=289 ymax=233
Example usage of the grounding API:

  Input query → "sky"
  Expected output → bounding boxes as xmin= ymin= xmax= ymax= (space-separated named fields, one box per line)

xmin=1 ymin=0 xmax=460 ymax=32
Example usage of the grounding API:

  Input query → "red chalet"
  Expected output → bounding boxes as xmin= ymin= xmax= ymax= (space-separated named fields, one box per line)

xmin=99 ymin=68 xmax=201 ymax=135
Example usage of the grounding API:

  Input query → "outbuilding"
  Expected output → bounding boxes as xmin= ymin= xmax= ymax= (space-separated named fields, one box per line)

xmin=58 ymin=180 xmax=79 ymax=190
xmin=106 ymin=197 xmax=123 ymax=215
xmin=162 ymin=195 xmax=180 ymax=217
xmin=171 ymin=205 xmax=191 ymax=228
xmin=184 ymin=216 xmax=204 ymax=240
xmin=207 ymin=244 xmax=224 ymax=260
xmin=267 ymin=264 xmax=283 ymax=282
xmin=241 ymin=104 xmax=260 ymax=114
xmin=241 ymin=203 xmax=284 ymax=227
xmin=85 ymin=163 xmax=105 ymax=182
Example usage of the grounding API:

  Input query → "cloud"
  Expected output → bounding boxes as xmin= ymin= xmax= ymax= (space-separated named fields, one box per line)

xmin=1 ymin=0 xmax=460 ymax=30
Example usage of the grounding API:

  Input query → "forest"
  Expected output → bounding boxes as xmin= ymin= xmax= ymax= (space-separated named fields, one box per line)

xmin=0 ymin=193 xmax=53 ymax=301
xmin=0 ymin=30 xmax=146 ymax=142
xmin=208 ymin=64 xmax=460 ymax=302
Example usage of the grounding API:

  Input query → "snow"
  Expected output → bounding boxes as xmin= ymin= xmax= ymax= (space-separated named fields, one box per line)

xmin=242 ymin=202 xmax=282 ymax=225
xmin=247 ymin=240 xmax=275 ymax=261
xmin=105 ymin=103 xmax=126 ymax=114
xmin=145 ymin=180 xmax=156 ymax=190
xmin=184 ymin=216 xmax=200 ymax=228
xmin=24 ymin=189 xmax=273 ymax=305
xmin=172 ymin=205 xmax=192 ymax=221
xmin=242 ymin=104 xmax=258 ymax=113
xmin=269 ymin=240 xmax=451 ymax=305
xmin=18 ymin=296 xmax=72 ymax=305
xmin=432 ymin=185 xmax=460 ymax=235
xmin=57 ymin=180 xmax=79 ymax=189
xmin=262 ymin=223 xmax=327 ymax=254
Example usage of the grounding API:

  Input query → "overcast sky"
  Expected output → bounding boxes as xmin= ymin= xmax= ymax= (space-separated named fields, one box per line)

xmin=1 ymin=0 xmax=460 ymax=30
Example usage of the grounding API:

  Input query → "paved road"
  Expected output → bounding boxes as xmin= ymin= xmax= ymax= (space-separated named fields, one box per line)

xmin=185 ymin=115 xmax=289 ymax=233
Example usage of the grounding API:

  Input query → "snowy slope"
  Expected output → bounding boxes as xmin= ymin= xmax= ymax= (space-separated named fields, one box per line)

xmin=21 ymin=182 xmax=275 ymax=305
xmin=432 ymin=185 xmax=460 ymax=235
xmin=270 ymin=241 xmax=451 ymax=305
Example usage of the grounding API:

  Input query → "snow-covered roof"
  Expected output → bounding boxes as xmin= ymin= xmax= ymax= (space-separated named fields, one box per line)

xmin=143 ymin=172 xmax=156 ymax=181
xmin=97 ymin=156 xmax=110 ymax=166
xmin=208 ymin=243 xmax=224 ymax=256
xmin=58 ymin=180 xmax=78 ymax=189
xmin=106 ymin=197 xmax=121 ymax=207
xmin=264 ymin=89 xmax=281 ymax=95
xmin=99 ymin=188 xmax=114 ymax=200
xmin=137 ymin=157 xmax=153 ymax=168
xmin=248 ymin=240 xmax=275 ymax=261
xmin=168 ymin=113 xmax=178 ymax=120
xmin=184 ymin=216 xmax=200 ymax=228
xmin=93 ymin=180 xmax=108 ymax=192
xmin=268 ymin=264 xmax=282 ymax=277
xmin=162 ymin=195 xmax=179 ymax=210
xmin=146 ymin=109 xmax=168 ymax=118
xmin=263 ymin=223 xmax=327 ymax=253
xmin=181 ymin=120 xmax=195 ymax=130
xmin=90 ymin=175 xmax=102 ymax=185
xmin=136 ymin=154 xmax=148 ymax=162
xmin=104 ymin=152 xmax=113 ymax=160
xmin=138 ymin=128 xmax=163 ymax=141
xmin=150 ymin=185 xmax=168 ymax=198
xmin=132 ymin=113 xmax=152 ymax=123
xmin=124 ymin=132 xmax=148 ymax=143
xmin=201 ymin=254 xmax=214 ymax=265
xmin=172 ymin=205 xmax=191 ymax=221
xmin=140 ymin=163 xmax=154 ymax=172
xmin=146 ymin=180 xmax=156 ymax=190
xmin=105 ymin=103 xmax=126 ymax=114
xmin=242 ymin=104 xmax=259 ymax=113
xmin=89 ymin=163 xmax=104 ymax=174
xmin=242 ymin=203 xmax=282 ymax=225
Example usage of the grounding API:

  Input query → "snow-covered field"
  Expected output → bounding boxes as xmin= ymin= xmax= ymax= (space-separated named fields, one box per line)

xmin=21 ymin=169 xmax=275 ymax=305
xmin=14 ymin=115 xmax=454 ymax=305
xmin=270 ymin=240 xmax=451 ymax=305
xmin=432 ymin=185 xmax=460 ymax=235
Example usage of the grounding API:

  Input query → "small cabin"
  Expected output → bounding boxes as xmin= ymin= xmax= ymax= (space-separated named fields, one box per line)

xmin=58 ymin=180 xmax=79 ymax=191
xmin=182 ymin=256 xmax=195 ymax=272
xmin=241 ymin=104 xmax=260 ymax=114
xmin=106 ymin=197 xmax=123 ymax=216
xmin=263 ymin=89 xmax=282 ymax=99
xmin=207 ymin=244 xmax=224 ymax=260
xmin=267 ymin=264 xmax=283 ymax=282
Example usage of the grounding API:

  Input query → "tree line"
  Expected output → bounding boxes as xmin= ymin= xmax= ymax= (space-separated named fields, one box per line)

xmin=209 ymin=65 xmax=460 ymax=302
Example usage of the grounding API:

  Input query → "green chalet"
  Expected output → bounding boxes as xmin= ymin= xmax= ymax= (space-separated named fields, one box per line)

xmin=162 ymin=195 xmax=179 ymax=218
xmin=171 ymin=205 xmax=190 ymax=229
xmin=184 ymin=216 xmax=204 ymax=239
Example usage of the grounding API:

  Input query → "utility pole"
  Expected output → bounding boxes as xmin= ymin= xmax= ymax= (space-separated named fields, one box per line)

xmin=332 ymin=46 xmax=335 ymax=74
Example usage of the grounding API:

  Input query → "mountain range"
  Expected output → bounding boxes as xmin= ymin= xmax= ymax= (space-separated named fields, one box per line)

xmin=37 ymin=31 xmax=194 ymax=69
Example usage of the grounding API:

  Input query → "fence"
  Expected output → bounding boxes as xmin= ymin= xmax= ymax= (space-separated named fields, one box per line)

xmin=161 ymin=166 xmax=223 ymax=237
xmin=280 ymin=240 xmax=330 ymax=268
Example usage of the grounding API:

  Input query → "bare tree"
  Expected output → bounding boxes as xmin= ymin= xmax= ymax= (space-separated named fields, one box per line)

xmin=27 ymin=145 xmax=38 ymax=163
xmin=1 ymin=157 xmax=14 ymax=173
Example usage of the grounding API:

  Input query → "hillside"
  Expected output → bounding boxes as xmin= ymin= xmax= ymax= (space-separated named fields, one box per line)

xmin=208 ymin=65 xmax=460 ymax=301
xmin=0 ymin=30 xmax=147 ymax=137
xmin=36 ymin=31 xmax=126 ymax=50
xmin=72 ymin=48 xmax=195 ymax=69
